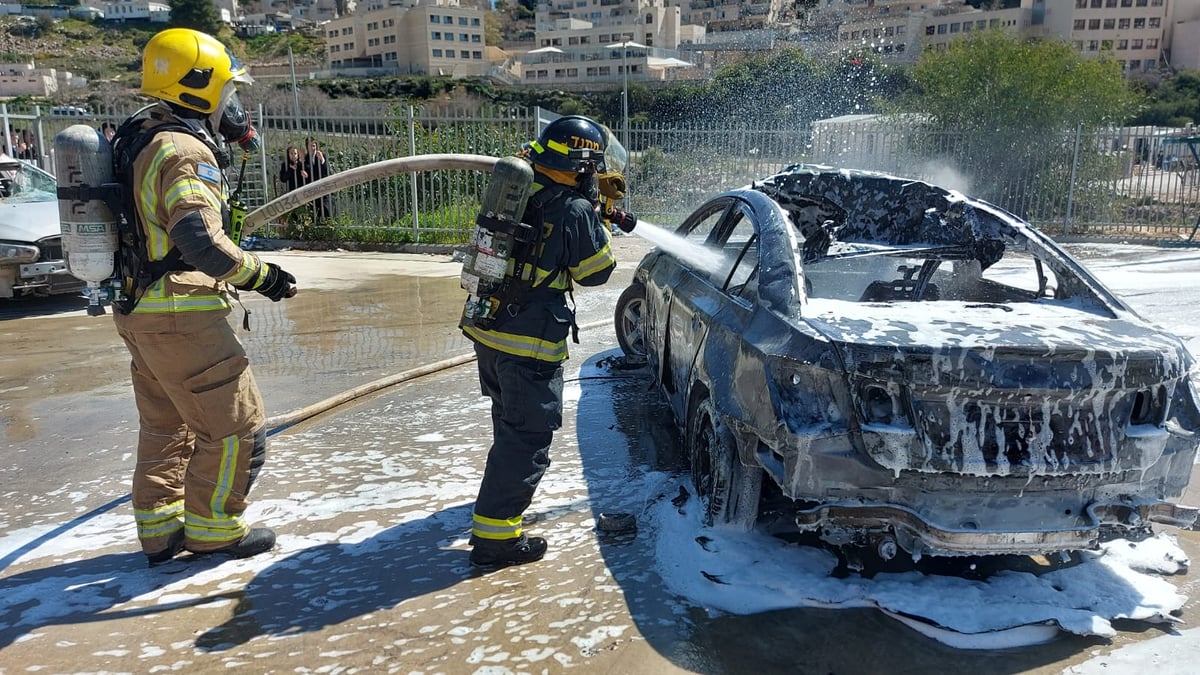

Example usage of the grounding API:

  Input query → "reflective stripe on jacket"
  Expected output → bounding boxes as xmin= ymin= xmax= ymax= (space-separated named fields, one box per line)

xmin=129 ymin=115 xmax=263 ymax=315
xmin=461 ymin=177 xmax=617 ymax=362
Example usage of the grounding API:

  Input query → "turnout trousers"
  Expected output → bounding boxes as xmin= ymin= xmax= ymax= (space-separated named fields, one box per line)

xmin=471 ymin=341 xmax=564 ymax=542
xmin=114 ymin=309 xmax=267 ymax=555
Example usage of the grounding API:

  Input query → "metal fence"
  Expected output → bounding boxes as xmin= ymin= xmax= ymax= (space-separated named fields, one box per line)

xmin=7 ymin=102 xmax=1198 ymax=244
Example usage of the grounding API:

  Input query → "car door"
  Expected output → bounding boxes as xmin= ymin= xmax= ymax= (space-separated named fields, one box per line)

xmin=645 ymin=199 xmax=737 ymax=417
xmin=662 ymin=200 xmax=756 ymax=414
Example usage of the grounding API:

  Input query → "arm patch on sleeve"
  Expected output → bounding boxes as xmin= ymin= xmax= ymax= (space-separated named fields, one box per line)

xmin=196 ymin=162 xmax=222 ymax=185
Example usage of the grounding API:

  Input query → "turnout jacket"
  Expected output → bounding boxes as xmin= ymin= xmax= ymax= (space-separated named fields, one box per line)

xmin=124 ymin=108 xmax=268 ymax=323
xmin=461 ymin=175 xmax=617 ymax=363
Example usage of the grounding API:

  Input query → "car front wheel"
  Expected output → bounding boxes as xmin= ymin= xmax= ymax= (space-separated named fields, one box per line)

xmin=688 ymin=397 xmax=762 ymax=531
xmin=614 ymin=283 xmax=648 ymax=362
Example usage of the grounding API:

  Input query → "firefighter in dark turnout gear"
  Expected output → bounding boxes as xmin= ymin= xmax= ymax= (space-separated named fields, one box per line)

xmin=116 ymin=28 xmax=295 ymax=566
xmin=463 ymin=115 xmax=621 ymax=568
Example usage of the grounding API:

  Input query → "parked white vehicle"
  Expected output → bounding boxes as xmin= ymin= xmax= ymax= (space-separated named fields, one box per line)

xmin=0 ymin=154 xmax=86 ymax=299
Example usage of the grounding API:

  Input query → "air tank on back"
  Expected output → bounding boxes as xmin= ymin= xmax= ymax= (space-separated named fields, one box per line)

xmin=459 ymin=155 xmax=535 ymax=329
xmin=54 ymin=124 xmax=119 ymax=316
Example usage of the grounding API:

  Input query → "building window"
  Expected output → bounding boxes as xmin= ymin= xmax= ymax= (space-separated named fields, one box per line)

xmin=459 ymin=16 xmax=468 ymax=25
xmin=432 ymin=49 xmax=442 ymax=57
xmin=1075 ymin=0 xmax=1085 ymax=6
xmin=1131 ymin=38 xmax=1143 ymax=48
xmin=925 ymin=26 xmax=934 ymax=36
xmin=1144 ymin=59 xmax=1155 ymax=69
xmin=1135 ymin=0 xmax=1147 ymax=5
xmin=1090 ymin=0 xmax=1100 ymax=6
xmin=446 ymin=49 xmax=456 ymax=58
xmin=1105 ymin=0 xmax=1116 ymax=5
xmin=445 ymin=33 xmax=453 ymax=41
xmin=472 ymin=18 xmax=480 ymax=26
xmin=1103 ymin=19 xmax=1114 ymax=29
xmin=1118 ymin=18 xmax=1130 ymax=28
xmin=459 ymin=33 xmax=468 ymax=41
xmin=473 ymin=51 xmax=482 ymax=59
xmin=432 ymin=32 xmax=441 ymax=40
xmin=1101 ymin=40 xmax=1113 ymax=50
xmin=1074 ymin=19 xmax=1085 ymax=30
xmin=1149 ymin=18 xmax=1160 ymax=28
xmin=1147 ymin=38 xmax=1158 ymax=49
xmin=1117 ymin=39 xmax=1128 ymax=49
xmin=1133 ymin=18 xmax=1145 ymax=28
xmin=645 ymin=13 xmax=652 ymax=23
xmin=430 ymin=15 xmax=440 ymax=23
xmin=1120 ymin=0 xmax=1131 ymax=6
xmin=1088 ymin=19 xmax=1100 ymax=29
xmin=1088 ymin=40 xmax=1099 ymax=51
xmin=950 ymin=23 xmax=960 ymax=33
xmin=937 ymin=23 xmax=947 ymax=34
xmin=444 ymin=16 xmax=452 ymax=23
xmin=897 ymin=25 xmax=906 ymax=34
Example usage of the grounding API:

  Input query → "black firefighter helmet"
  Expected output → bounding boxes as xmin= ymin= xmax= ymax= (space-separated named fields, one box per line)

xmin=526 ymin=115 xmax=608 ymax=174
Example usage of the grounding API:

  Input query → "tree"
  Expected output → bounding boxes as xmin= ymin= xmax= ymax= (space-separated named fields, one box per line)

xmin=647 ymin=48 xmax=906 ymax=127
xmin=168 ymin=0 xmax=222 ymax=36
xmin=895 ymin=30 xmax=1140 ymax=217
xmin=1129 ymin=70 xmax=1200 ymax=127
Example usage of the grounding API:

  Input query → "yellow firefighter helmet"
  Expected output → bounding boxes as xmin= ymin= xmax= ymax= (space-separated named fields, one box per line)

xmin=140 ymin=28 xmax=253 ymax=114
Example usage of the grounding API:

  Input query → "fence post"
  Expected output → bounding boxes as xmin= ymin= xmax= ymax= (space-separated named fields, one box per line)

xmin=1064 ymin=124 xmax=1082 ymax=236
xmin=408 ymin=104 xmax=419 ymax=241
xmin=1 ymin=102 xmax=10 ymax=157
xmin=257 ymin=103 xmax=269 ymax=207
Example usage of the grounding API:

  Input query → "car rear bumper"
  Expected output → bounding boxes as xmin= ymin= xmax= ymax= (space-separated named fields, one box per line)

xmin=793 ymin=499 xmax=1200 ymax=557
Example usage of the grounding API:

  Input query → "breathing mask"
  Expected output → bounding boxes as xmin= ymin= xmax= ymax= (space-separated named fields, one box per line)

xmin=211 ymin=82 xmax=260 ymax=155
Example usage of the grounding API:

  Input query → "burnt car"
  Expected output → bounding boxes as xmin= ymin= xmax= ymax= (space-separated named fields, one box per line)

xmin=0 ymin=154 xmax=85 ymax=299
xmin=614 ymin=163 xmax=1200 ymax=563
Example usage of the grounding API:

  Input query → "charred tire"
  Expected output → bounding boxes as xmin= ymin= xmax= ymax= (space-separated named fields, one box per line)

xmin=614 ymin=283 xmax=648 ymax=362
xmin=688 ymin=397 xmax=762 ymax=531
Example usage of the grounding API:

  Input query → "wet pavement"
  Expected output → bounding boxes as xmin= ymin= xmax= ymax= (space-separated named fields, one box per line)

xmin=2 ymin=237 xmax=1200 ymax=673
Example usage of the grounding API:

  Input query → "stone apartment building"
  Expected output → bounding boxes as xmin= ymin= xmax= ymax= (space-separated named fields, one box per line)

xmin=833 ymin=0 xmax=1198 ymax=73
xmin=523 ymin=0 xmax=710 ymax=87
xmin=322 ymin=0 xmax=489 ymax=76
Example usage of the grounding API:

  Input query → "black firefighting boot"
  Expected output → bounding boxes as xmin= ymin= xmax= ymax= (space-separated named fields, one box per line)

xmin=469 ymin=534 xmax=547 ymax=569
xmin=146 ymin=529 xmax=185 ymax=567
xmin=189 ymin=528 xmax=277 ymax=560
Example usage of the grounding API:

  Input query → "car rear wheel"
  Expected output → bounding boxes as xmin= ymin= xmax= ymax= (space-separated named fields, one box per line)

xmin=688 ymin=397 xmax=762 ymax=531
xmin=614 ymin=283 xmax=647 ymax=362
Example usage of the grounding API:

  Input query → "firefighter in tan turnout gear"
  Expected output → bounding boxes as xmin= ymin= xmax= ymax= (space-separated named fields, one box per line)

xmin=113 ymin=28 xmax=296 ymax=566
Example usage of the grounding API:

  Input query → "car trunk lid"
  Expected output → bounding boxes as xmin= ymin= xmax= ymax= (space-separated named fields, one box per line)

xmin=801 ymin=298 xmax=1191 ymax=475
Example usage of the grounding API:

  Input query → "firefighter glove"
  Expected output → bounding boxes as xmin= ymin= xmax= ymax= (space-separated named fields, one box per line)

xmin=252 ymin=262 xmax=297 ymax=302
xmin=598 ymin=172 xmax=627 ymax=201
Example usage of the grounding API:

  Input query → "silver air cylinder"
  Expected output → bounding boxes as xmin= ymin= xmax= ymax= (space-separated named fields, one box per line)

xmin=460 ymin=156 xmax=535 ymax=328
xmin=54 ymin=124 xmax=119 ymax=316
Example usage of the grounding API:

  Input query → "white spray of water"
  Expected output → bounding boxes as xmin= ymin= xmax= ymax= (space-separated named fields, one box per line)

xmin=627 ymin=219 xmax=727 ymax=273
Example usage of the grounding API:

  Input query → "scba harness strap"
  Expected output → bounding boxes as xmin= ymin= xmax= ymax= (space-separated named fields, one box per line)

xmin=106 ymin=112 xmax=227 ymax=314
xmin=493 ymin=182 xmax=583 ymax=343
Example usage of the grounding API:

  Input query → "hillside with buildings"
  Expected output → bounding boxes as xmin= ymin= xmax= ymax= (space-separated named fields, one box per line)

xmin=2 ymin=0 xmax=1199 ymax=114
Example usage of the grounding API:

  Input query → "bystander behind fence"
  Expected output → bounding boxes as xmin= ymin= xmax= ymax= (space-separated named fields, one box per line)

xmin=7 ymin=102 xmax=1198 ymax=244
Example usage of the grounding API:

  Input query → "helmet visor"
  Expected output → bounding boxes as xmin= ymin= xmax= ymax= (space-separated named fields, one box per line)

xmin=602 ymin=127 xmax=627 ymax=174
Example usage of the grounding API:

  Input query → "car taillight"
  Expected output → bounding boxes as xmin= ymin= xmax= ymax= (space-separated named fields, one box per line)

xmin=858 ymin=381 xmax=912 ymax=427
xmin=1129 ymin=386 xmax=1166 ymax=426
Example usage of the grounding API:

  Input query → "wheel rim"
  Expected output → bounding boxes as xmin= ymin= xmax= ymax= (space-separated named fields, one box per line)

xmin=619 ymin=297 xmax=646 ymax=358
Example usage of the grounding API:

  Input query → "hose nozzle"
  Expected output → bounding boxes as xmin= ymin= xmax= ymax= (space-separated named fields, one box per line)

xmin=604 ymin=206 xmax=638 ymax=233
